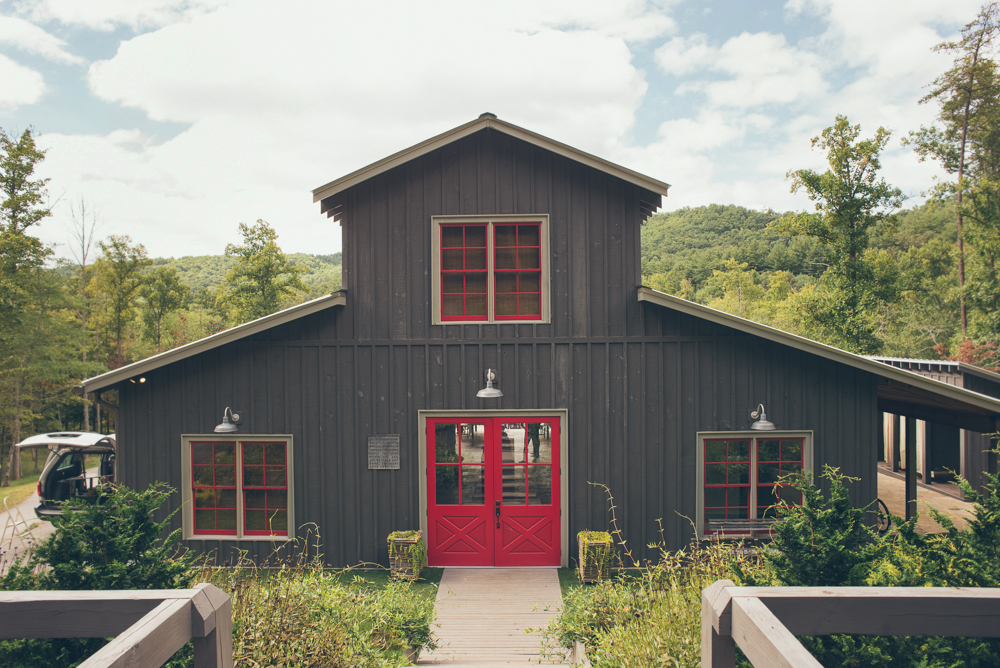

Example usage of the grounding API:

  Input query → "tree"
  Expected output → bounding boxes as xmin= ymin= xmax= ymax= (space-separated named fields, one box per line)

xmin=65 ymin=197 xmax=100 ymax=430
xmin=94 ymin=235 xmax=151 ymax=367
xmin=910 ymin=2 xmax=1000 ymax=332
xmin=138 ymin=267 xmax=189 ymax=352
xmin=219 ymin=219 xmax=308 ymax=325
xmin=772 ymin=116 xmax=904 ymax=354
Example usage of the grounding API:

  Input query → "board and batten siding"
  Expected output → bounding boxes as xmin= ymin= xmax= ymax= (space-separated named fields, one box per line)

xmin=117 ymin=302 xmax=879 ymax=566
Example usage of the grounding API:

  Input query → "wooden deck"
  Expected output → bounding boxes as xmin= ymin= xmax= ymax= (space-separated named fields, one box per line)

xmin=418 ymin=568 xmax=570 ymax=666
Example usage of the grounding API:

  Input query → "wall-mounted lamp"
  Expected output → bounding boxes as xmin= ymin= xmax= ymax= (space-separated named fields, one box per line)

xmin=215 ymin=407 xmax=242 ymax=433
xmin=750 ymin=404 xmax=775 ymax=431
xmin=476 ymin=369 xmax=503 ymax=399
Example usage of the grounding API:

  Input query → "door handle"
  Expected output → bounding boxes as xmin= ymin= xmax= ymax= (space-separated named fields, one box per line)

xmin=495 ymin=500 xmax=501 ymax=528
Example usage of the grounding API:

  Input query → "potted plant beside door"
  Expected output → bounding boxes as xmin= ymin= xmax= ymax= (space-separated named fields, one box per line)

xmin=388 ymin=530 xmax=426 ymax=581
xmin=577 ymin=530 xmax=613 ymax=583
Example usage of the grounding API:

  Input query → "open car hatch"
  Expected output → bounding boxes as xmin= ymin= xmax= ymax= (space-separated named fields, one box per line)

xmin=15 ymin=431 xmax=116 ymax=452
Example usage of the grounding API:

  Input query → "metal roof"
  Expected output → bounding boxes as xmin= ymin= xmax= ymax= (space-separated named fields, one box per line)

xmin=311 ymin=113 xmax=671 ymax=205
xmin=638 ymin=287 xmax=1000 ymax=418
xmin=77 ymin=291 xmax=347 ymax=394
xmin=869 ymin=356 xmax=1000 ymax=384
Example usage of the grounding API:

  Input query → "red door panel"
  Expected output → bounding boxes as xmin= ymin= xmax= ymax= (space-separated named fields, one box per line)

xmin=427 ymin=417 xmax=560 ymax=567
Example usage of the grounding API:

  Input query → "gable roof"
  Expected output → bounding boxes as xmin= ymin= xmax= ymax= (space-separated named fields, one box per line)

xmin=311 ymin=113 xmax=671 ymax=215
xmin=77 ymin=291 xmax=347 ymax=395
xmin=637 ymin=287 xmax=1000 ymax=425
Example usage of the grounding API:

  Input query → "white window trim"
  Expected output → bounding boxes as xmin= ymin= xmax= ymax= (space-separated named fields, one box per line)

xmin=695 ymin=431 xmax=813 ymax=538
xmin=430 ymin=214 xmax=551 ymax=325
xmin=180 ymin=434 xmax=295 ymax=541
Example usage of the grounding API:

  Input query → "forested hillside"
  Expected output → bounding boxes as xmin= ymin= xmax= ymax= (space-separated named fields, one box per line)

xmin=150 ymin=252 xmax=342 ymax=293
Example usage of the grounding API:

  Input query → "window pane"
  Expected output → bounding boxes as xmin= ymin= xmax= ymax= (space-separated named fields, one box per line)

xmin=705 ymin=463 xmax=727 ymax=485
xmin=730 ymin=487 xmax=749 ymax=508
xmin=267 ymin=490 xmax=287 ymax=509
xmin=194 ymin=488 xmax=214 ymax=508
xmin=518 ymin=225 xmax=539 ymax=246
xmin=218 ymin=488 xmax=237 ymax=508
xmin=465 ymin=249 xmax=486 ymax=270
xmin=266 ymin=466 xmax=285 ymax=487
xmin=518 ymin=247 xmax=539 ymax=269
xmin=529 ymin=465 xmax=552 ymax=505
xmin=496 ymin=273 xmax=517 ymax=293
xmin=436 ymin=466 xmax=459 ymax=504
xmin=244 ymin=467 xmax=264 ymax=487
xmin=193 ymin=443 xmax=213 ymax=466
xmin=705 ymin=440 xmax=727 ymax=462
xmin=217 ymin=509 xmax=236 ymax=531
xmin=758 ymin=463 xmax=780 ymax=485
xmin=435 ymin=425 xmax=459 ymax=463
xmin=216 ymin=466 xmax=235 ymax=486
xmin=519 ymin=272 xmax=540 ymax=293
xmin=466 ymin=273 xmax=487 ymax=293
xmin=495 ymin=247 xmax=517 ymax=270
xmin=526 ymin=423 xmax=549 ymax=462
xmin=502 ymin=465 xmax=526 ymax=505
xmin=243 ymin=443 xmax=263 ymax=465
xmin=465 ymin=225 xmax=486 ymax=247
xmin=730 ymin=463 xmax=749 ymax=485
xmin=443 ymin=294 xmax=463 ymax=316
xmin=704 ymin=487 xmax=726 ymax=507
xmin=442 ymin=249 xmax=463 ymax=271
xmin=757 ymin=485 xmax=778 ymax=508
xmin=195 ymin=509 xmax=215 ymax=531
xmin=265 ymin=443 xmax=285 ymax=465
xmin=779 ymin=488 xmax=803 ymax=505
xmin=729 ymin=505 xmax=750 ymax=519
xmin=783 ymin=440 xmax=803 ymax=461
xmin=758 ymin=440 xmax=780 ymax=462
xmin=781 ymin=462 xmax=802 ymax=477
xmin=245 ymin=489 xmax=265 ymax=508
xmin=466 ymin=294 xmax=487 ymax=316
xmin=443 ymin=274 xmax=464 ymax=293
xmin=245 ymin=509 xmax=265 ymax=532
xmin=269 ymin=510 xmax=288 ymax=532
xmin=461 ymin=465 xmax=485 ymax=505
xmin=495 ymin=225 xmax=516 ymax=247
xmin=442 ymin=226 xmax=464 ymax=247
xmin=730 ymin=441 xmax=750 ymax=462
xmin=193 ymin=466 xmax=214 ymax=486
xmin=495 ymin=294 xmax=517 ymax=316
xmin=520 ymin=294 xmax=540 ymax=316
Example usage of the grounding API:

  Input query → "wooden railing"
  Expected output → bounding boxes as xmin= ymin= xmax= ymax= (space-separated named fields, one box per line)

xmin=0 ymin=583 xmax=232 ymax=668
xmin=702 ymin=579 xmax=1000 ymax=668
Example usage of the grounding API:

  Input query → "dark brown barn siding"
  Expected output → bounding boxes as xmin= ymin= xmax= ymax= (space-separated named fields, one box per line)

xmin=114 ymin=127 xmax=879 ymax=565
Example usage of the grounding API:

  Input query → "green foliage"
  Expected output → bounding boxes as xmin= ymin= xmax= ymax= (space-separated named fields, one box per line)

xmin=577 ymin=531 xmax=614 ymax=582
xmin=775 ymin=115 xmax=904 ymax=354
xmin=95 ymin=235 xmax=152 ymax=366
xmin=0 ymin=128 xmax=50 ymax=235
xmin=0 ymin=483 xmax=197 ymax=667
xmin=196 ymin=541 xmax=437 ymax=667
xmin=388 ymin=530 xmax=427 ymax=577
xmin=138 ymin=266 xmax=189 ymax=352
xmin=219 ymin=219 xmax=309 ymax=325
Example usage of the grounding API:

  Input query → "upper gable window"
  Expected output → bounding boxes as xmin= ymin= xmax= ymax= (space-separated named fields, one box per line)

xmin=431 ymin=215 xmax=550 ymax=325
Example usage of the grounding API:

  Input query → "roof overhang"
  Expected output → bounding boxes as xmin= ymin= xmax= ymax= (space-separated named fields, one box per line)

xmin=638 ymin=287 xmax=1000 ymax=432
xmin=77 ymin=291 xmax=347 ymax=395
xmin=311 ymin=113 xmax=671 ymax=212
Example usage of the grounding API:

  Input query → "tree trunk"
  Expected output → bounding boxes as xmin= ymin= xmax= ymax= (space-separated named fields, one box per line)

xmin=3 ymin=379 xmax=23 ymax=485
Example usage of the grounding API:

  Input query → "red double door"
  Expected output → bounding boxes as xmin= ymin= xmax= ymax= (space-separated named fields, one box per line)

xmin=426 ymin=417 xmax=560 ymax=567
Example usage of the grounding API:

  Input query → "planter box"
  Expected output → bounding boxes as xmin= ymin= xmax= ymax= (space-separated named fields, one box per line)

xmin=389 ymin=533 xmax=423 ymax=581
xmin=577 ymin=535 xmax=612 ymax=583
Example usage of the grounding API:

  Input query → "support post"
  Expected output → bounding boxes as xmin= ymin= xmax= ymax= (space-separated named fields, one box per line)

xmin=889 ymin=414 xmax=900 ymax=472
xmin=906 ymin=416 xmax=918 ymax=521
xmin=920 ymin=420 xmax=931 ymax=485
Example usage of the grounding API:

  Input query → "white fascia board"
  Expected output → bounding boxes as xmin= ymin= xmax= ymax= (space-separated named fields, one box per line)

xmin=311 ymin=115 xmax=671 ymax=203
xmin=637 ymin=287 xmax=1000 ymax=416
xmin=80 ymin=292 xmax=347 ymax=394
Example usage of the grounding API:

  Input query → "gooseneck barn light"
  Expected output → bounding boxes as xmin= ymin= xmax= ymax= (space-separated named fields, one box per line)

xmin=750 ymin=404 xmax=775 ymax=431
xmin=214 ymin=407 xmax=242 ymax=433
xmin=476 ymin=369 xmax=503 ymax=399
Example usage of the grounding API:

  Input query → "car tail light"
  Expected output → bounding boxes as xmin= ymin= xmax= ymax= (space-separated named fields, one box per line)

xmin=36 ymin=480 xmax=42 ymax=497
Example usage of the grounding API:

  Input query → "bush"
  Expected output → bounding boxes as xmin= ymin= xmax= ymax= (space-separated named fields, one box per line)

xmin=0 ymin=483 xmax=196 ymax=667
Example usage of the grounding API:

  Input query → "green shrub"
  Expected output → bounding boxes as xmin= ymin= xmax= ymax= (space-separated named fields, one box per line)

xmin=0 ymin=483 xmax=196 ymax=668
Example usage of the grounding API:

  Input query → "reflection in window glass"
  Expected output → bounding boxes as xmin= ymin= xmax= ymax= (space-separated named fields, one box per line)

xmin=462 ymin=465 xmax=485 ymax=505
xmin=528 ymin=465 xmax=552 ymax=505
xmin=501 ymin=465 xmax=526 ymax=505
xmin=436 ymin=466 xmax=459 ymax=505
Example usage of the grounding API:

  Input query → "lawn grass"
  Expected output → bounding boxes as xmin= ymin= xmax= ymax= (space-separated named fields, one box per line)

xmin=329 ymin=567 xmax=444 ymax=603
xmin=556 ymin=567 xmax=644 ymax=598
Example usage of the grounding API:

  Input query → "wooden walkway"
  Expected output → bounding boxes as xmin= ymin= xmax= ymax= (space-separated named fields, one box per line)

xmin=418 ymin=568 xmax=570 ymax=666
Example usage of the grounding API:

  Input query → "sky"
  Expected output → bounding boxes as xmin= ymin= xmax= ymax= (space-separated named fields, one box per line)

xmin=0 ymin=0 xmax=984 ymax=260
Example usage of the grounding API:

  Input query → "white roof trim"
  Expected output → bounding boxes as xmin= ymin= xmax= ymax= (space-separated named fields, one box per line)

xmin=638 ymin=287 xmax=1000 ymax=416
xmin=869 ymin=356 xmax=1000 ymax=385
xmin=79 ymin=291 xmax=347 ymax=394
xmin=311 ymin=114 xmax=672 ymax=203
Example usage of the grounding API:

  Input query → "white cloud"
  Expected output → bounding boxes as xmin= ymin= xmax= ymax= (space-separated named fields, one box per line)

xmin=0 ymin=53 xmax=45 ymax=109
xmin=0 ymin=15 xmax=82 ymax=63
xmin=20 ymin=0 xmax=230 ymax=31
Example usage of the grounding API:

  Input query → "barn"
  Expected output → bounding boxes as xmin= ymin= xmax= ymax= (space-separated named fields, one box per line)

xmin=77 ymin=114 xmax=1000 ymax=567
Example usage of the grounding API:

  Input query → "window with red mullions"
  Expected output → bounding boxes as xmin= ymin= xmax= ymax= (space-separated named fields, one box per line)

xmin=703 ymin=439 xmax=750 ymax=529
xmin=494 ymin=224 xmax=541 ymax=320
xmin=192 ymin=441 xmax=237 ymax=536
xmin=441 ymin=224 xmax=488 ymax=321
xmin=242 ymin=442 xmax=288 ymax=536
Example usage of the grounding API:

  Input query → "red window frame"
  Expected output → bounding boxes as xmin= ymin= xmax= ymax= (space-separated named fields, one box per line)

xmin=702 ymin=436 xmax=805 ymax=535
xmin=437 ymin=221 xmax=543 ymax=323
xmin=241 ymin=441 xmax=289 ymax=536
xmin=191 ymin=441 xmax=237 ymax=536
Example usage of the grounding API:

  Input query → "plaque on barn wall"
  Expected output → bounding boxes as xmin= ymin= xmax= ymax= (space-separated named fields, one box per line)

xmin=368 ymin=435 xmax=400 ymax=469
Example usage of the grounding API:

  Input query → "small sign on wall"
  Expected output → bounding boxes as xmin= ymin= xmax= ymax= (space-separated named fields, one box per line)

xmin=368 ymin=434 xmax=400 ymax=469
